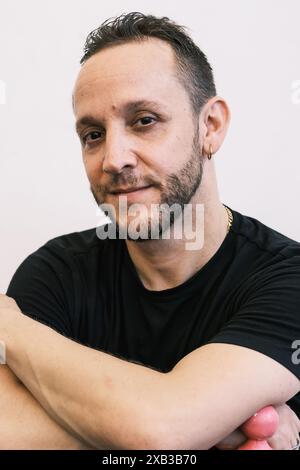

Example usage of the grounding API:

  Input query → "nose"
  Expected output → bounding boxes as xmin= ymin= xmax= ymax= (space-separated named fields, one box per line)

xmin=102 ymin=127 xmax=138 ymax=174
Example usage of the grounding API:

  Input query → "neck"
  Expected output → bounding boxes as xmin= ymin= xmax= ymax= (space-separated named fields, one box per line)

xmin=125 ymin=162 xmax=229 ymax=291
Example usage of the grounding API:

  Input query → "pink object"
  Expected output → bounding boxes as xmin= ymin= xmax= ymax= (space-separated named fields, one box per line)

xmin=241 ymin=405 xmax=279 ymax=439
xmin=238 ymin=439 xmax=272 ymax=450
xmin=238 ymin=406 xmax=279 ymax=450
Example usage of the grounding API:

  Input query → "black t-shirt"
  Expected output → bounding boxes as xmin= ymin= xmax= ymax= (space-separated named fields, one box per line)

xmin=6 ymin=205 xmax=300 ymax=417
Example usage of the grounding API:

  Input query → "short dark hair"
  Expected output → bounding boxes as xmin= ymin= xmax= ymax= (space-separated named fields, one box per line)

xmin=80 ymin=12 xmax=217 ymax=116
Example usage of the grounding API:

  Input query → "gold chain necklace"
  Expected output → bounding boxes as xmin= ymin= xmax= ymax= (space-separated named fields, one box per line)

xmin=224 ymin=205 xmax=233 ymax=233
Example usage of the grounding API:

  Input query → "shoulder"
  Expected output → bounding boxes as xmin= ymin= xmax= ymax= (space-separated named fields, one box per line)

xmin=6 ymin=226 xmax=119 ymax=296
xmin=43 ymin=226 xmax=103 ymax=255
xmin=26 ymin=226 xmax=117 ymax=269
xmin=229 ymin=206 xmax=300 ymax=267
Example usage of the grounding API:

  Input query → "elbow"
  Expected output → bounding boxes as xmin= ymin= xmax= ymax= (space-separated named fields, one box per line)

xmin=130 ymin=416 xmax=207 ymax=451
xmin=147 ymin=429 xmax=211 ymax=451
xmin=134 ymin=411 xmax=212 ymax=450
xmin=110 ymin=409 xmax=177 ymax=450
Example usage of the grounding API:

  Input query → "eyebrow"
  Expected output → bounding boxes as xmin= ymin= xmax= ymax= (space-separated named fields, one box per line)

xmin=75 ymin=99 xmax=164 ymax=134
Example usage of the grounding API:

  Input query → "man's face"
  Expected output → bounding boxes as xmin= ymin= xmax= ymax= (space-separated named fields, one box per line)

xmin=73 ymin=38 xmax=204 ymax=240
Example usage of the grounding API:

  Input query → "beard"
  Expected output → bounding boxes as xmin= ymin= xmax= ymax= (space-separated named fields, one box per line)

xmin=90 ymin=122 xmax=204 ymax=242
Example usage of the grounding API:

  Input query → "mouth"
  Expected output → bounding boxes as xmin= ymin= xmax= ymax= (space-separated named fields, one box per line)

xmin=108 ymin=185 xmax=154 ymax=203
xmin=110 ymin=185 xmax=153 ymax=195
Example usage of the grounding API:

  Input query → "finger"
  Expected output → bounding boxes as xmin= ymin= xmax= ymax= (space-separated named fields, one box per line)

xmin=0 ymin=294 xmax=21 ymax=313
xmin=0 ymin=294 xmax=18 ymax=308
xmin=267 ymin=424 xmax=300 ymax=450
xmin=215 ymin=429 xmax=247 ymax=450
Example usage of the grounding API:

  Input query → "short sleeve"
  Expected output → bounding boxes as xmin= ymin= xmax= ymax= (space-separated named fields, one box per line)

xmin=6 ymin=242 xmax=76 ymax=338
xmin=206 ymin=255 xmax=300 ymax=381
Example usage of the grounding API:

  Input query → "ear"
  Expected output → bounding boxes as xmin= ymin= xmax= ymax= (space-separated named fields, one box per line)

xmin=199 ymin=96 xmax=231 ymax=158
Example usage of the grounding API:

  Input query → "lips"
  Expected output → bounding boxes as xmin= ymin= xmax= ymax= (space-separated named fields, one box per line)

xmin=110 ymin=185 xmax=152 ymax=194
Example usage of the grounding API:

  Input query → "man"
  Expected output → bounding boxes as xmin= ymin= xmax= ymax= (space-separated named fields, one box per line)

xmin=1 ymin=12 xmax=300 ymax=450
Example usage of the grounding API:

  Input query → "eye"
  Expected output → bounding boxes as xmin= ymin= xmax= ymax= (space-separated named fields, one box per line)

xmin=82 ymin=130 xmax=103 ymax=145
xmin=135 ymin=116 xmax=156 ymax=127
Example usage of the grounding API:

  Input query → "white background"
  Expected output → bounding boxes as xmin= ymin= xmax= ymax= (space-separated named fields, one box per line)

xmin=0 ymin=0 xmax=299 ymax=292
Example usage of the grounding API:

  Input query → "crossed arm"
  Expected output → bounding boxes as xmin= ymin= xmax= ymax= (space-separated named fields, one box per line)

xmin=0 ymin=365 xmax=94 ymax=450
xmin=0 ymin=295 xmax=299 ymax=450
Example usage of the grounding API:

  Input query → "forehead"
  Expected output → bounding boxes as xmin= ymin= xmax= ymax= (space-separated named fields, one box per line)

xmin=72 ymin=38 xmax=184 ymax=116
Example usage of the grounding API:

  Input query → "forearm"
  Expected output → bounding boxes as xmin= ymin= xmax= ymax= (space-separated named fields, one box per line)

xmin=6 ymin=308 xmax=296 ymax=451
xmin=4 ymin=312 xmax=169 ymax=450
xmin=0 ymin=365 xmax=93 ymax=450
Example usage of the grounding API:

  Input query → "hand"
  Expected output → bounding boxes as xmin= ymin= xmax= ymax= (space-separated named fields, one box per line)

xmin=0 ymin=294 xmax=22 ymax=314
xmin=0 ymin=295 xmax=23 ymax=365
xmin=215 ymin=404 xmax=300 ymax=450
xmin=214 ymin=428 xmax=248 ymax=450
xmin=266 ymin=404 xmax=300 ymax=450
